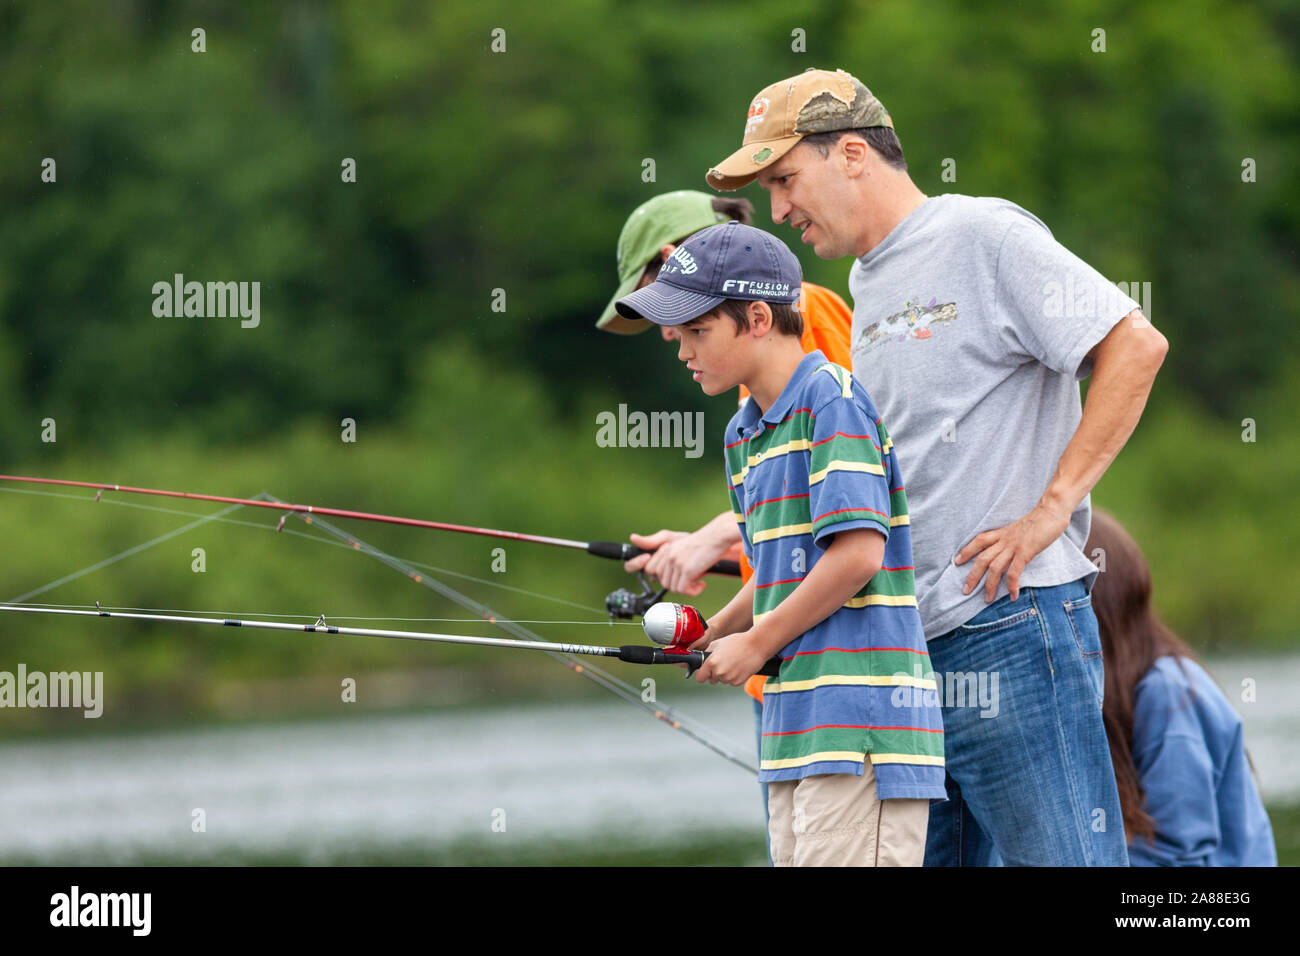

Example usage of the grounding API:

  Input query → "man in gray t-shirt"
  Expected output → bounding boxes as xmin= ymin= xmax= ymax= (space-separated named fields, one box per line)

xmin=707 ymin=68 xmax=1168 ymax=866
xmin=847 ymin=194 xmax=1133 ymax=639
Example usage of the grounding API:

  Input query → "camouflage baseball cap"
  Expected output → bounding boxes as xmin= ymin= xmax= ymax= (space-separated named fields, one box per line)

xmin=707 ymin=68 xmax=892 ymax=191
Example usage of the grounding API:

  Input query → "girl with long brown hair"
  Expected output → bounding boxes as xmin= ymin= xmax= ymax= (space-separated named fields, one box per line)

xmin=1087 ymin=508 xmax=1276 ymax=865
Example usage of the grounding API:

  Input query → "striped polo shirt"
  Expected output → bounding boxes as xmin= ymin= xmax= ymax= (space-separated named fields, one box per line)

xmin=725 ymin=350 xmax=946 ymax=798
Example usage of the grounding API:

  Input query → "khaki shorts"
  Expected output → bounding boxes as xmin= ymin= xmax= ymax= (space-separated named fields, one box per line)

xmin=767 ymin=758 xmax=929 ymax=867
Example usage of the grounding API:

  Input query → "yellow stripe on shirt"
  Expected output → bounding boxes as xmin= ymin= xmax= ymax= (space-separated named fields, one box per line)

xmin=815 ymin=363 xmax=853 ymax=398
xmin=761 ymin=750 xmax=865 ymax=771
xmin=761 ymin=750 xmax=946 ymax=771
xmin=754 ymin=592 xmax=918 ymax=624
xmin=731 ymin=438 xmax=814 ymax=485
xmin=869 ymin=753 xmax=947 ymax=767
xmin=763 ymin=673 xmax=938 ymax=695
xmin=750 ymin=522 xmax=814 ymax=544
xmin=842 ymin=593 xmax=919 ymax=610
xmin=808 ymin=459 xmax=885 ymax=485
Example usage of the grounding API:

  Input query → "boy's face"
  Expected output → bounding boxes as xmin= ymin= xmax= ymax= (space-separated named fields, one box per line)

xmin=674 ymin=311 xmax=750 ymax=396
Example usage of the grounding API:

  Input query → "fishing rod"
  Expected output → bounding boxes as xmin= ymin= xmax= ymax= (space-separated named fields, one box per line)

xmin=0 ymin=475 xmax=739 ymax=618
xmin=0 ymin=603 xmax=780 ymax=677
xmin=0 ymin=484 xmax=765 ymax=771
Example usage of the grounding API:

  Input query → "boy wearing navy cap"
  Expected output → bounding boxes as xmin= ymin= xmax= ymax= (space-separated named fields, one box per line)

xmin=616 ymin=222 xmax=946 ymax=866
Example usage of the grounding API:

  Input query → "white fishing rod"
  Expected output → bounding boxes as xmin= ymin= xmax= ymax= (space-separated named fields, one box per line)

xmin=0 ymin=602 xmax=781 ymax=676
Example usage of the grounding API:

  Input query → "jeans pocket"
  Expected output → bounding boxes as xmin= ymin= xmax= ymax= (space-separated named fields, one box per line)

xmin=952 ymin=603 xmax=1038 ymax=638
xmin=1063 ymin=593 xmax=1104 ymax=707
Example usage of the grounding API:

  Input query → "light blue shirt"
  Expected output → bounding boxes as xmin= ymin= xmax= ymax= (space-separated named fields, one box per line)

xmin=1128 ymin=656 xmax=1277 ymax=866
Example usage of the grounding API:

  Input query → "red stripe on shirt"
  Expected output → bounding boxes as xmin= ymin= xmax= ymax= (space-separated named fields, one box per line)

xmin=755 ymin=576 xmax=806 ymax=590
xmin=809 ymin=431 xmax=876 ymax=448
xmin=763 ymin=723 xmax=944 ymax=737
xmin=746 ymin=492 xmax=808 ymax=516
xmin=813 ymin=506 xmax=889 ymax=522
xmin=786 ymin=645 xmax=931 ymax=658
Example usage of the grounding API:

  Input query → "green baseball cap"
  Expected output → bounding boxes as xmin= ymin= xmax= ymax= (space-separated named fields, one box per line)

xmin=596 ymin=190 xmax=729 ymax=335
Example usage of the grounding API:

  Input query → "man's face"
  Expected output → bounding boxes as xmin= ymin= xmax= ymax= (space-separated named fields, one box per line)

xmin=673 ymin=312 xmax=747 ymax=396
xmin=757 ymin=140 xmax=860 ymax=260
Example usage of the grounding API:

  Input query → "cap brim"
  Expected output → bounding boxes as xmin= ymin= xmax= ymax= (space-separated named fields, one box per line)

xmin=706 ymin=134 xmax=805 ymax=191
xmin=596 ymin=271 xmax=651 ymax=335
xmin=616 ymin=281 xmax=725 ymax=327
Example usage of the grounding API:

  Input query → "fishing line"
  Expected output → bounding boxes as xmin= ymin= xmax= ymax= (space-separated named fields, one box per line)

xmin=0 ymin=481 xmax=758 ymax=773
xmin=4 ymin=502 xmax=246 ymax=604
xmin=263 ymin=494 xmax=758 ymax=773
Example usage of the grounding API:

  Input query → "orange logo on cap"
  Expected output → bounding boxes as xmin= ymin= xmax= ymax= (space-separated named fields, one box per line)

xmin=745 ymin=97 xmax=770 ymax=135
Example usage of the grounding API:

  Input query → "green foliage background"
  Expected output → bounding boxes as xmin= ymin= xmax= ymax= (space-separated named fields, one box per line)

xmin=0 ymin=0 xmax=1297 ymax=723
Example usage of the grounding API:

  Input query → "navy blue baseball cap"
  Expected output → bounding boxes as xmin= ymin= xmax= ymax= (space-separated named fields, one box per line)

xmin=614 ymin=221 xmax=802 ymax=326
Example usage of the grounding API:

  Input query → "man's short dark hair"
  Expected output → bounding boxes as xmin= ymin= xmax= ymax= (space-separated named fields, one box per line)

xmin=801 ymin=126 xmax=907 ymax=171
xmin=712 ymin=298 xmax=803 ymax=338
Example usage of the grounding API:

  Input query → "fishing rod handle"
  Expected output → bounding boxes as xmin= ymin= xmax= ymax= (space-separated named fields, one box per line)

xmin=616 ymin=645 xmax=781 ymax=678
xmin=695 ymin=650 xmax=782 ymax=678
xmin=586 ymin=541 xmax=740 ymax=578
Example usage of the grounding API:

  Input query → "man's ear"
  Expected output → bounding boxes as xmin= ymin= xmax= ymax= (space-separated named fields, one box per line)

xmin=840 ymin=135 xmax=871 ymax=177
xmin=660 ymin=243 xmax=677 ymax=260
xmin=748 ymin=300 xmax=774 ymax=335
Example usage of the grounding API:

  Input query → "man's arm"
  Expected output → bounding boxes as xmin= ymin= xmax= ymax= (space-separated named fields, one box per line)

xmin=957 ymin=310 xmax=1169 ymax=602
xmin=695 ymin=528 xmax=885 ymax=685
xmin=622 ymin=511 xmax=744 ymax=595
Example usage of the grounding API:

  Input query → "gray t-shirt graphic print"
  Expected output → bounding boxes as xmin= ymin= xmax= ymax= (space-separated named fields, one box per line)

xmin=848 ymin=194 xmax=1141 ymax=639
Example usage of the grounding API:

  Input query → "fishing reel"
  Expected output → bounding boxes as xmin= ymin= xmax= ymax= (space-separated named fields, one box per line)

xmin=642 ymin=600 xmax=707 ymax=677
xmin=638 ymin=601 xmax=782 ymax=679
xmin=604 ymin=571 xmax=667 ymax=621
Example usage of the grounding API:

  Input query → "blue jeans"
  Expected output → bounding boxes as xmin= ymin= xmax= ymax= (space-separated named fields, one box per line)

xmin=923 ymin=579 xmax=1129 ymax=866
xmin=753 ymin=695 xmax=772 ymax=865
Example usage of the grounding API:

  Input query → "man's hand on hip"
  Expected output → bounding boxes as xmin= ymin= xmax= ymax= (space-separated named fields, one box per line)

xmin=954 ymin=500 xmax=1072 ymax=603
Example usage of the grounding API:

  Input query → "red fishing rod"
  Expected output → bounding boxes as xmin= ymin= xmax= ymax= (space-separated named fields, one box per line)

xmin=0 ymin=474 xmax=739 ymax=616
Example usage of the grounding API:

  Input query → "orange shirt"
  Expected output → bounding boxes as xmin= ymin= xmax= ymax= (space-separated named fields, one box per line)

xmin=738 ymin=281 xmax=853 ymax=703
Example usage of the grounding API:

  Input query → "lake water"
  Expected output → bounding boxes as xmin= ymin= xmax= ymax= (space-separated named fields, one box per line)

xmin=0 ymin=653 xmax=1294 ymax=864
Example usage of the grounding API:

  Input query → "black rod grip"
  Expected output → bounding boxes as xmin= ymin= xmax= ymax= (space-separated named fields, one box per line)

xmin=616 ymin=642 xmax=702 ymax=665
xmin=617 ymin=645 xmax=704 ymax=668
xmin=617 ymin=645 xmax=782 ymax=678
xmin=616 ymin=644 xmax=658 ymax=665
xmin=587 ymin=542 xmax=741 ymax=578
xmin=587 ymin=540 xmax=635 ymax=561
